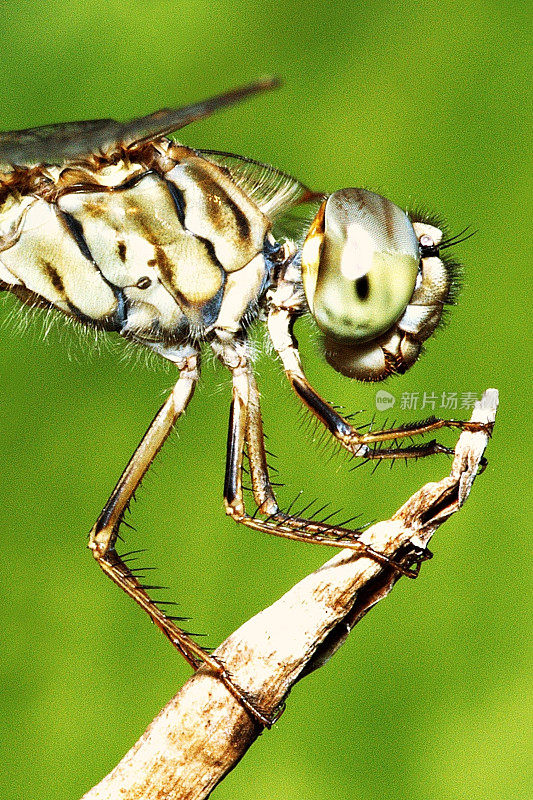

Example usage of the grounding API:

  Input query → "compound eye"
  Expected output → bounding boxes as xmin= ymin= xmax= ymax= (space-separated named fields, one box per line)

xmin=302 ymin=188 xmax=420 ymax=343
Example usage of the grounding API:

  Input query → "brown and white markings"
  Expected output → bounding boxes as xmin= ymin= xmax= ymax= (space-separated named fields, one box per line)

xmin=0 ymin=78 xmax=489 ymax=726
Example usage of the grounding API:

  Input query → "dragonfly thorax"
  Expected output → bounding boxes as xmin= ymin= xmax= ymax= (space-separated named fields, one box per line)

xmin=0 ymin=142 xmax=274 ymax=354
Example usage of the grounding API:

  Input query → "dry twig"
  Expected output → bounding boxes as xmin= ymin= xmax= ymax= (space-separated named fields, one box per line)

xmin=82 ymin=389 xmax=498 ymax=800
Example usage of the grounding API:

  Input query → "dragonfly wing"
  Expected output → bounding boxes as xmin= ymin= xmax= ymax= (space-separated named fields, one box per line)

xmin=0 ymin=119 xmax=122 ymax=168
xmin=119 ymin=77 xmax=281 ymax=146
xmin=0 ymin=78 xmax=280 ymax=168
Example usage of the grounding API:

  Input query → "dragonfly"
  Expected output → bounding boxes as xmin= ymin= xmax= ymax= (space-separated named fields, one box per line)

xmin=0 ymin=77 xmax=488 ymax=726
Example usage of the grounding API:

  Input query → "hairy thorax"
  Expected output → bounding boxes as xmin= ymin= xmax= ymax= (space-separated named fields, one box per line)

xmin=0 ymin=140 xmax=274 ymax=356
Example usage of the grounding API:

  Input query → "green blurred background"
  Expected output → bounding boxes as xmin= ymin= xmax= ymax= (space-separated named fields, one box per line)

xmin=0 ymin=1 xmax=530 ymax=798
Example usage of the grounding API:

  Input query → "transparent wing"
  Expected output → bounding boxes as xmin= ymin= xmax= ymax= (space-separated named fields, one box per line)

xmin=200 ymin=149 xmax=324 ymax=236
xmin=0 ymin=78 xmax=280 ymax=168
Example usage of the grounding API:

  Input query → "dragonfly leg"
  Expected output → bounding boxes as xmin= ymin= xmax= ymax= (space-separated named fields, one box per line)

xmin=267 ymin=307 xmax=493 ymax=455
xmin=88 ymin=353 xmax=274 ymax=727
xmin=89 ymin=353 xmax=203 ymax=665
xmin=224 ymin=364 xmax=424 ymax=580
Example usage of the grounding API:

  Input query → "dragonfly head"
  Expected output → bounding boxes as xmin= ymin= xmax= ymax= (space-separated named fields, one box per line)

xmin=301 ymin=188 xmax=461 ymax=381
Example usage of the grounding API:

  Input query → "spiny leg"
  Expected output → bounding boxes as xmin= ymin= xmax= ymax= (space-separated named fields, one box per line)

xmin=89 ymin=353 xmax=273 ymax=727
xmin=224 ymin=364 xmax=421 ymax=579
xmin=267 ymin=307 xmax=492 ymax=455
xmin=89 ymin=353 xmax=202 ymax=665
